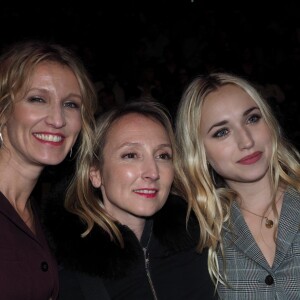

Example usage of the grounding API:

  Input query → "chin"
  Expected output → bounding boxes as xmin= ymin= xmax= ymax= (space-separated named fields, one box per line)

xmin=39 ymin=157 xmax=66 ymax=166
xmin=135 ymin=207 xmax=160 ymax=217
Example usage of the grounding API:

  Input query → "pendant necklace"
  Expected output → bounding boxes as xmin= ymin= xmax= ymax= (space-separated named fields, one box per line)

xmin=240 ymin=191 xmax=284 ymax=229
xmin=240 ymin=207 xmax=274 ymax=229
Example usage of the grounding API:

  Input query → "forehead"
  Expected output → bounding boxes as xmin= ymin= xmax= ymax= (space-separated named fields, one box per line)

xmin=24 ymin=62 xmax=81 ymax=98
xmin=203 ymin=84 xmax=256 ymax=115
xmin=106 ymin=113 xmax=170 ymax=144
xmin=29 ymin=61 xmax=75 ymax=80
xmin=13 ymin=61 xmax=77 ymax=98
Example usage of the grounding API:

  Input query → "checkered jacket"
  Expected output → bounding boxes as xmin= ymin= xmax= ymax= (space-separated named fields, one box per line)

xmin=217 ymin=187 xmax=300 ymax=299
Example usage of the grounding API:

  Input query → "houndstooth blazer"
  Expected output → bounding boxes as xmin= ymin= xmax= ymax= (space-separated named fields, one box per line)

xmin=217 ymin=187 xmax=300 ymax=300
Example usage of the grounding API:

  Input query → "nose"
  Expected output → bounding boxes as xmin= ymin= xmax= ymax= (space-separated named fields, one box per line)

xmin=45 ymin=104 xmax=66 ymax=128
xmin=237 ymin=127 xmax=254 ymax=150
xmin=142 ymin=157 xmax=160 ymax=181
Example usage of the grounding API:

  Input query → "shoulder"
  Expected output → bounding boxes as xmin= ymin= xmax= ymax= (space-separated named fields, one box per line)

xmin=285 ymin=187 xmax=300 ymax=200
xmin=41 ymin=183 xmax=141 ymax=278
xmin=283 ymin=187 xmax=300 ymax=213
xmin=45 ymin=208 xmax=141 ymax=278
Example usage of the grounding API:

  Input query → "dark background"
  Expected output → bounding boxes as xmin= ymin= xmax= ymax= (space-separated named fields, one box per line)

xmin=4 ymin=0 xmax=298 ymax=197
xmin=2 ymin=1 xmax=300 ymax=146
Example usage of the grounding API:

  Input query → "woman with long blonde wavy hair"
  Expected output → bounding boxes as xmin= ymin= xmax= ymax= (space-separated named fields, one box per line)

xmin=175 ymin=72 xmax=300 ymax=299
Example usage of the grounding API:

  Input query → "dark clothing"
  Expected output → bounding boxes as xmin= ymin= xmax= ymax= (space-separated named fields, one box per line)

xmin=44 ymin=194 xmax=217 ymax=299
xmin=0 ymin=192 xmax=59 ymax=300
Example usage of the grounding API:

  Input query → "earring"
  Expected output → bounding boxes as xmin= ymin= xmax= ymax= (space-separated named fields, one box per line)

xmin=0 ymin=132 xmax=3 ymax=148
xmin=69 ymin=147 xmax=73 ymax=158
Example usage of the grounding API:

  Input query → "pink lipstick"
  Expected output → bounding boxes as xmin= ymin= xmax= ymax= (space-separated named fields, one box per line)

xmin=238 ymin=151 xmax=262 ymax=165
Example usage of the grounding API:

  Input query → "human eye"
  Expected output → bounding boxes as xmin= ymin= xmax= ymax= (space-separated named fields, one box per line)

xmin=27 ymin=96 xmax=45 ymax=103
xmin=212 ymin=128 xmax=229 ymax=138
xmin=247 ymin=113 xmax=261 ymax=124
xmin=157 ymin=152 xmax=173 ymax=160
xmin=64 ymin=101 xmax=80 ymax=109
xmin=121 ymin=152 xmax=138 ymax=159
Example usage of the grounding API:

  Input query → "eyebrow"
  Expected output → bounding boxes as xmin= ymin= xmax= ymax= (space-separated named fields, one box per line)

xmin=117 ymin=142 xmax=172 ymax=150
xmin=27 ymin=88 xmax=82 ymax=100
xmin=207 ymin=106 xmax=259 ymax=133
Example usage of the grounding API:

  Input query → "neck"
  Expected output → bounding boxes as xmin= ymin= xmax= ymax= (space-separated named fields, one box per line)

xmin=228 ymin=177 xmax=273 ymax=209
xmin=238 ymin=187 xmax=285 ymax=228
xmin=105 ymin=204 xmax=146 ymax=241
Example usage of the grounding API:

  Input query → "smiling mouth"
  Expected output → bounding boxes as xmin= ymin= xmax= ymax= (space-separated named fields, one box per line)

xmin=133 ymin=189 xmax=158 ymax=198
xmin=33 ymin=133 xmax=63 ymax=142
xmin=133 ymin=189 xmax=157 ymax=194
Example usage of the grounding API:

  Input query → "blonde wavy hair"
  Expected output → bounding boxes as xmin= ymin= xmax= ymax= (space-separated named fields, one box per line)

xmin=0 ymin=39 xmax=97 ymax=166
xmin=174 ymin=72 xmax=300 ymax=284
xmin=65 ymin=100 xmax=178 ymax=247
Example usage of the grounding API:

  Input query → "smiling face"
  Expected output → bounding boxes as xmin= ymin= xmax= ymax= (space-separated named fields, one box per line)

xmin=200 ymin=84 xmax=272 ymax=189
xmin=2 ymin=61 xmax=82 ymax=167
xmin=89 ymin=113 xmax=174 ymax=226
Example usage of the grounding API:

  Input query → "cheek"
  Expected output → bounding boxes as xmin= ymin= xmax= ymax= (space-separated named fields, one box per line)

xmin=205 ymin=143 xmax=223 ymax=164
xmin=168 ymin=168 xmax=175 ymax=184
xmin=71 ymin=118 xmax=82 ymax=134
xmin=101 ymin=167 xmax=136 ymax=202
xmin=9 ymin=106 xmax=35 ymax=126
xmin=260 ymin=126 xmax=272 ymax=143
xmin=160 ymin=165 xmax=174 ymax=187
xmin=260 ymin=129 xmax=273 ymax=157
xmin=103 ymin=167 xmax=136 ymax=187
xmin=205 ymin=144 xmax=230 ymax=174
xmin=122 ymin=169 xmax=136 ymax=181
xmin=67 ymin=113 xmax=82 ymax=133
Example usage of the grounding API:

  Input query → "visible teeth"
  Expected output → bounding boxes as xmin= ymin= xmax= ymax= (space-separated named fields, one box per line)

xmin=34 ymin=134 xmax=62 ymax=142
xmin=134 ymin=189 xmax=156 ymax=194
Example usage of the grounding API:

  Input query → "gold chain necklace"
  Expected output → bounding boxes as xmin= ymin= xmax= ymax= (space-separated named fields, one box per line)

xmin=240 ymin=207 xmax=274 ymax=229
xmin=239 ymin=191 xmax=284 ymax=229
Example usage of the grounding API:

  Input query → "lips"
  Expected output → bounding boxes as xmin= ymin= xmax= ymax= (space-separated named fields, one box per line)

xmin=34 ymin=133 xmax=63 ymax=142
xmin=133 ymin=189 xmax=158 ymax=198
xmin=238 ymin=151 xmax=262 ymax=165
xmin=33 ymin=133 xmax=65 ymax=145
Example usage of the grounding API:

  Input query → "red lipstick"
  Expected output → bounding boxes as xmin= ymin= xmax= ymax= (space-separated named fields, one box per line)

xmin=133 ymin=189 xmax=158 ymax=198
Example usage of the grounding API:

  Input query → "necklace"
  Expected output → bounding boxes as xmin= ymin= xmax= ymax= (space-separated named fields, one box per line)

xmin=240 ymin=207 xmax=274 ymax=229
xmin=239 ymin=190 xmax=284 ymax=229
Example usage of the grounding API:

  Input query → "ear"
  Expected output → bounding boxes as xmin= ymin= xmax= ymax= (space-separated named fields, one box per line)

xmin=89 ymin=166 xmax=102 ymax=188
